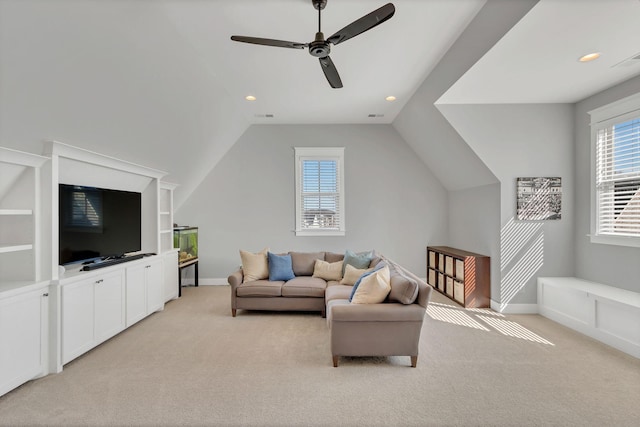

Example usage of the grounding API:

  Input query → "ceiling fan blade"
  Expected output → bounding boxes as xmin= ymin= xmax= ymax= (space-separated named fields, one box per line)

xmin=230 ymin=35 xmax=307 ymax=49
xmin=327 ymin=3 xmax=395 ymax=46
xmin=319 ymin=56 xmax=343 ymax=89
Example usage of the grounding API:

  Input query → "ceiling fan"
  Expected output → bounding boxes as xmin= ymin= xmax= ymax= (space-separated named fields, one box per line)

xmin=230 ymin=1 xmax=395 ymax=89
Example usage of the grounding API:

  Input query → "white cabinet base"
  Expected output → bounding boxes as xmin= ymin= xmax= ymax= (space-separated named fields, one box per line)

xmin=538 ymin=277 xmax=640 ymax=358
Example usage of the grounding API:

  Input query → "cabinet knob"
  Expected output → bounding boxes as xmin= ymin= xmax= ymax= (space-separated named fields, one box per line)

xmin=43 ymin=293 xmax=49 ymax=297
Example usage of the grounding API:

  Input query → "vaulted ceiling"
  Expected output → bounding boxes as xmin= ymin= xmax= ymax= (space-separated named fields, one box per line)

xmin=1 ymin=0 xmax=640 ymax=206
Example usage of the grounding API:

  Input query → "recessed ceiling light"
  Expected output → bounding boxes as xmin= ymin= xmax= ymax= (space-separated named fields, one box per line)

xmin=385 ymin=96 xmax=396 ymax=102
xmin=579 ymin=52 xmax=600 ymax=62
xmin=245 ymin=95 xmax=257 ymax=101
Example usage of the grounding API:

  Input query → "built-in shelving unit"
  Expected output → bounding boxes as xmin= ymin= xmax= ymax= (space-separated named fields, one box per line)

xmin=0 ymin=147 xmax=48 ymax=287
xmin=0 ymin=147 xmax=50 ymax=398
xmin=159 ymin=182 xmax=178 ymax=254
xmin=1 ymin=141 xmax=182 ymax=396
xmin=427 ymin=246 xmax=490 ymax=308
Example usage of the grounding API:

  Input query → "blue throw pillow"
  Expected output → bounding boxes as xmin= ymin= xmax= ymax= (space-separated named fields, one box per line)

xmin=349 ymin=261 xmax=386 ymax=302
xmin=268 ymin=252 xmax=295 ymax=281
xmin=342 ymin=249 xmax=374 ymax=276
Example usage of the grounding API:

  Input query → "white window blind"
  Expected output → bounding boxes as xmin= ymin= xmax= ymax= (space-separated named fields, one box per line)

xmin=590 ymin=92 xmax=640 ymax=247
xmin=595 ymin=118 xmax=640 ymax=237
xmin=294 ymin=147 xmax=345 ymax=236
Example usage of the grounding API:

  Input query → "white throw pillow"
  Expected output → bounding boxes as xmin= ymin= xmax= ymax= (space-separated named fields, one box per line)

xmin=340 ymin=264 xmax=372 ymax=286
xmin=312 ymin=259 xmax=343 ymax=281
xmin=240 ymin=248 xmax=269 ymax=283
xmin=351 ymin=266 xmax=391 ymax=304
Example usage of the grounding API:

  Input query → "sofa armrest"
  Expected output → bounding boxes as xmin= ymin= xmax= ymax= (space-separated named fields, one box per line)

xmin=228 ymin=269 xmax=243 ymax=288
xmin=331 ymin=303 xmax=425 ymax=323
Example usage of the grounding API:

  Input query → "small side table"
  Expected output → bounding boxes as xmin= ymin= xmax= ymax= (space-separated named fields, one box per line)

xmin=178 ymin=258 xmax=198 ymax=297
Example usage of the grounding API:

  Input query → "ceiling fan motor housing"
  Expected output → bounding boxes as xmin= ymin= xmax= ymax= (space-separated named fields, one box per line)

xmin=312 ymin=0 xmax=327 ymax=10
xmin=309 ymin=32 xmax=330 ymax=57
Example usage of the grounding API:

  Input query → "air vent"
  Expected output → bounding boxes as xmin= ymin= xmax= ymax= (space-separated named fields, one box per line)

xmin=254 ymin=114 xmax=275 ymax=118
xmin=612 ymin=52 xmax=640 ymax=68
xmin=367 ymin=114 xmax=384 ymax=118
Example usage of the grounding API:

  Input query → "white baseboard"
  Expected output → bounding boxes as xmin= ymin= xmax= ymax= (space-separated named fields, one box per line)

xmin=197 ymin=278 xmax=228 ymax=286
xmin=490 ymin=299 xmax=538 ymax=314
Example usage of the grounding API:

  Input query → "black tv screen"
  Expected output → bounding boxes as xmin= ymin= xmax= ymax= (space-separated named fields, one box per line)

xmin=59 ymin=184 xmax=142 ymax=265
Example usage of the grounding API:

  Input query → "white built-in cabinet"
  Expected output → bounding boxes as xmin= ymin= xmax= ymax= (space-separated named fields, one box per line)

xmin=0 ymin=148 xmax=49 ymax=397
xmin=61 ymin=269 xmax=125 ymax=365
xmin=0 ymin=283 xmax=49 ymax=397
xmin=125 ymin=257 xmax=163 ymax=327
xmin=159 ymin=182 xmax=179 ymax=302
xmin=0 ymin=142 xmax=180 ymax=397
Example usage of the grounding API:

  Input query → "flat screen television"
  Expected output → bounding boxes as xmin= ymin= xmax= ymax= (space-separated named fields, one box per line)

xmin=59 ymin=184 xmax=142 ymax=265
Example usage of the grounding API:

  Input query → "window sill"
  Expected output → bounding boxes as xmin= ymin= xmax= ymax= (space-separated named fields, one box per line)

xmin=590 ymin=234 xmax=640 ymax=248
xmin=295 ymin=230 xmax=345 ymax=237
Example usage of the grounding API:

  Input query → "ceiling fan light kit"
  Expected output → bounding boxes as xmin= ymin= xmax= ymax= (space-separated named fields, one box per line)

xmin=230 ymin=1 xmax=395 ymax=89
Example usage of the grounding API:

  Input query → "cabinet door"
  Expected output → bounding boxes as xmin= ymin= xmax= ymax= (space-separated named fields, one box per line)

xmin=94 ymin=271 xmax=125 ymax=345
xmin=0 ymin=289 xmax=45 ymax=397
xmin=163 ymin=252 xmax=179 ymax=302
xmin=62 ymin=279 xmax=95 ymax=364
xmin=146 ymin=259 xmax=164 ymax=314
xmin=126 ymin=264 xmax=147 ymax=327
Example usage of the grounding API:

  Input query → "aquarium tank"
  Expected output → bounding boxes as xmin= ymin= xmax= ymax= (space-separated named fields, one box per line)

xmin=173 ymin=226 xmax=198 ymax=263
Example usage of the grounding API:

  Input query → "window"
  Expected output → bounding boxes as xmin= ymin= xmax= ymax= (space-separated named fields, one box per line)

xmin=294 ymin=147 xmax=345 ymax=236
xmin=590 ymin=93 xmax=640 ymax=247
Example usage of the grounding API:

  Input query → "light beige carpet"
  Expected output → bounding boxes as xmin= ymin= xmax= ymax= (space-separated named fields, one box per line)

xmin=0 ymin=286 xmax=638 ymax=426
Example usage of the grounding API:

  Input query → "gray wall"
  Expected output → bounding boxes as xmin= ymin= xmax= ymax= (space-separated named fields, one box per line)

xmin=574 ymin=75 xmax=640 ymax=292
xmin=0 ymin=0 xmax=248 ymax=208
xmin=176 ymin=124 xmax=448 ymax=279
xmin=438 ymin=104 xmax=575 ymax=307
xmin=448 ymin=183 xmax=501 ymax=301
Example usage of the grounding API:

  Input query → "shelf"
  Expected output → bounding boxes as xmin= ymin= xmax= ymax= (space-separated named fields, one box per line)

xmin=427 ymin=246 xmax=490 ymax=308
xmin=0 ymin=209 xmax=33 ymax=216
xmin=0 ymin=244 xmax=33 ymax=254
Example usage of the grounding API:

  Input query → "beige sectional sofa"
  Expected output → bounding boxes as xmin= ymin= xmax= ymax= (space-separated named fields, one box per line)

xmin=227 ymin=250 xmax=432 ymax=367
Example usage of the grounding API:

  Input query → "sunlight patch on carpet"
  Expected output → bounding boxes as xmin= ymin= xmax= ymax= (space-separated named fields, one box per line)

xmin=427 ymin=301 xmax=554 ymax=346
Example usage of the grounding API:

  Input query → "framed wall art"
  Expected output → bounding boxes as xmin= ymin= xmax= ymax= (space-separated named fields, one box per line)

xmin=516 ymin=177 xmax=562 ymax=220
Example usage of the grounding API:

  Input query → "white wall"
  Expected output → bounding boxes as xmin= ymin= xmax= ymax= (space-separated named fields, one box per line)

xmin=175 ymin=124 xmax=448 ymax=279
xmin=574 ymin=75 xmax=640 ymax=293
xmin=0 ymin=0 xmax=248 ymax=208
xmin=438 ymin=104 xmax=575 ymax=309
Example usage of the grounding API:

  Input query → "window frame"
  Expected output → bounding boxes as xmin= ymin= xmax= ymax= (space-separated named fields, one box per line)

xmin=294 ymin=147 xmax=345 ymax=237
xmin=589 ymin=92 xmax=640 ymax=248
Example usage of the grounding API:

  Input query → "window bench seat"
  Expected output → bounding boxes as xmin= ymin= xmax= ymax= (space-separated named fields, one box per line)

xmin=537 ymin=277 xmax=640 ymax=358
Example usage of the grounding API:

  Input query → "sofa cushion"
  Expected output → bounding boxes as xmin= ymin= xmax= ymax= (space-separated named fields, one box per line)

xmin=351 ymin=265 xmax=391 ymax=304
xmin=324 ymin=252 xmax=345 ymax=263
xmin=268 ymin=252 xmax=295 ymax=281
xmin=349 ymin=262 xmax=386 ymax=301
xmin=289 ymin=252 xmax=325 ymax=276
xmin=340 ymin=264 xmax=373 ymax=286
xmin=325 ymin=284 xmax=353 ymax=303
xmin=240 ymin=248 xmax=269 ymax=283
xmin=312 ymin=259 xmax=343 ymax=281
xmin=236 ymin=280 xmax=283 ymax=297
xmin=388 ymin=269 xmax=419 ymax=305
xmin=282 ymin=277 xmax=327 ymax=298
xmin=342 ymin=249 xmax=374 ymax=276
